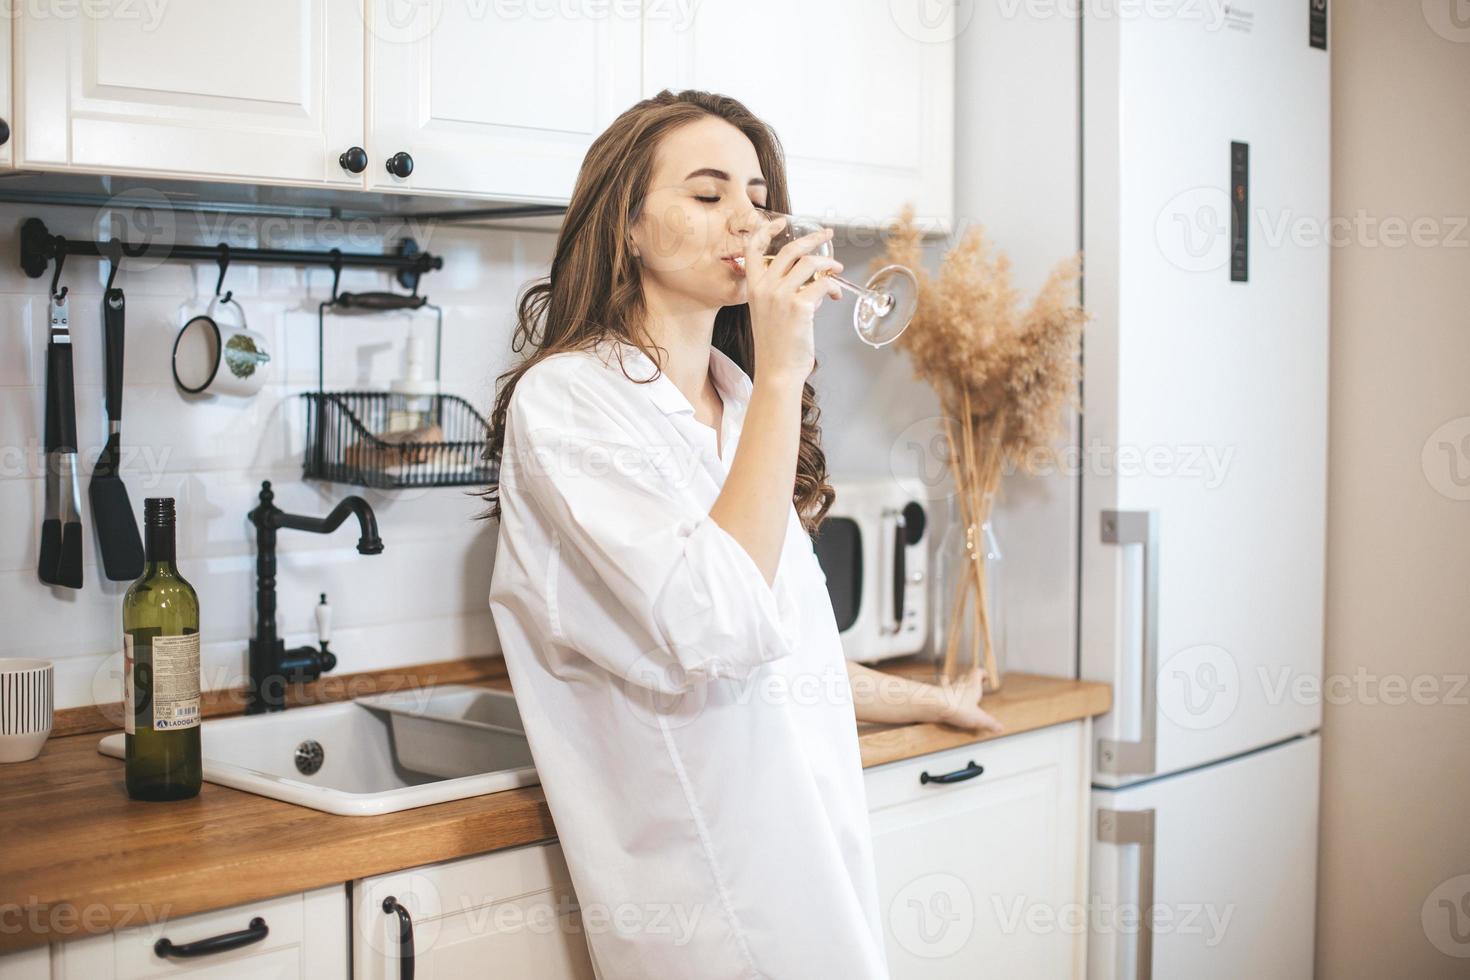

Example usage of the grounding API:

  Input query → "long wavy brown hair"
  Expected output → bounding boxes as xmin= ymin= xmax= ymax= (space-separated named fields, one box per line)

xmin=475 ymin=89 xmax=835 ymax=533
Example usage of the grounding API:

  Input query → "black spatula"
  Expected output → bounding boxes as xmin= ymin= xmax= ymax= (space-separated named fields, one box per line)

xmin=89 ymin=287 xmax=144 ymax=581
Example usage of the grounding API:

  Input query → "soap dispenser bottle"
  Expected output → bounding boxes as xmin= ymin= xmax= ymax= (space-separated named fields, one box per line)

xmin=388 ymin=334 xmax=439 ymax=433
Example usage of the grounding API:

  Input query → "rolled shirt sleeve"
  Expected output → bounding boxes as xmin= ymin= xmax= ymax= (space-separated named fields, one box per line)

xmin=499 ymin=357 xmax=801 ymax=694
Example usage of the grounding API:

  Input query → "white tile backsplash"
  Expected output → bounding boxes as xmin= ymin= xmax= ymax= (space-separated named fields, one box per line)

xmin=2 ymin=201 xmax=555 ymax=708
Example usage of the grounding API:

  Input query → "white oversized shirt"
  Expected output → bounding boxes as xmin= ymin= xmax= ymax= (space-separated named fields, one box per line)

xmin=488 ymin=337 xmax=890 ymax=979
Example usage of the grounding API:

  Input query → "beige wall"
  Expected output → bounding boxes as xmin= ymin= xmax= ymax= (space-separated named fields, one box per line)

xmin=1317 ymin=4 xmax=1470 ymax=977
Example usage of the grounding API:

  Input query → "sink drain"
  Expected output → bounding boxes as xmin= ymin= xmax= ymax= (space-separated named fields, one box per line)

xmin=295 ymin=740 xmax=324 ymax=776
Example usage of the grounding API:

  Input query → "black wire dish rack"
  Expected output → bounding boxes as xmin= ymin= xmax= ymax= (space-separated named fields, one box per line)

xmin=302 ymin=291 xmax=496 ymax=489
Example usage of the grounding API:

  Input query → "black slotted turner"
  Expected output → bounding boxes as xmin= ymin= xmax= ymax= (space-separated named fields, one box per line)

xmin=89 ymin=287 xmax=144 ymax=581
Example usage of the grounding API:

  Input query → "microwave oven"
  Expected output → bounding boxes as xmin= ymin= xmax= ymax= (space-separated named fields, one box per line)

xmin=810 ymin=477 xmax=931 ymax=663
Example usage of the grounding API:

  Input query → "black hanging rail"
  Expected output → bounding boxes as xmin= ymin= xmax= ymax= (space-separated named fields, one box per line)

xmin=19 ymin=217 xmax=444 ymax=297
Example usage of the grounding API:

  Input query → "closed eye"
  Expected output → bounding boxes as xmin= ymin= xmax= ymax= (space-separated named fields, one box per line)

xmin=695 ymin=194 xmax=769 ymax=208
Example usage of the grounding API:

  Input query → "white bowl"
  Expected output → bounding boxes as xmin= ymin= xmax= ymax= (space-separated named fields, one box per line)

xmin=0 ymin=658 xmax=53 ymax=763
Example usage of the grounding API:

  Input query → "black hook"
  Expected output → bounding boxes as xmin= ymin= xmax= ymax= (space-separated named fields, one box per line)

xmin=328 ymin=248 xmax=343 ymax=305
xmin=103 ymin=237 xmax=123 ymax=294
xmin=214 ymin=242 xmax=232 ymax=304
xmin=48 ymin=238 xmax=68 ymax=302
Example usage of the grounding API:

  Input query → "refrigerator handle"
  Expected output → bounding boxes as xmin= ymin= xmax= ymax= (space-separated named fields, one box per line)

xmin=1097 ymin=807 xmax=1156 ymax=980
xmin=1098 ymin=510 xmax=1159 ymax=776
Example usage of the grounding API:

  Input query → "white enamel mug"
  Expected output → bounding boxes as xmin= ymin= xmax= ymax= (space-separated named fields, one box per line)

xmin=172 ymin=295 xmax=272 ymax=397
xmin=0 ymin=658 xmax=53 ymax=763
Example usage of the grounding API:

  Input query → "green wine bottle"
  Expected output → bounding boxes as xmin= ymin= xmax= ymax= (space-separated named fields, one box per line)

xmin=123 ymin=497 xmax=202 ymax=801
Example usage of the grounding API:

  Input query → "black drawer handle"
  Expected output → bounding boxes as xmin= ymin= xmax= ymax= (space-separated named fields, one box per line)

xmin=154 ymin=916 xmax=268 ymax=958
xmin=383 ymin=896 xmax=416 ymax=980
xmin=919 ymin=760 xmax=985 ymax=785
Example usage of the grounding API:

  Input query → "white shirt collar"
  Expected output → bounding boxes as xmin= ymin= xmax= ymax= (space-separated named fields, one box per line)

xmin=597 ymin=337 xmax=755 ymax=417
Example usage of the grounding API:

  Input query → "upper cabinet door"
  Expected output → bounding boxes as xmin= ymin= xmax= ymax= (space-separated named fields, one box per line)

xmin=0 ymin=10 xmax=12 ymax=169
xmin=15 ymin=0 xmax=365 ymax=186
xmin=365 ymin=0 xmax=641 ymax=200
xmin=644 ymin=1 xmax=954 ymax=233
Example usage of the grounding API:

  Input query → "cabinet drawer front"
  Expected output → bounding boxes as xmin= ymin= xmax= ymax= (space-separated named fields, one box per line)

xmin=52 ymin=887 xmax=347 ymax=980
xmin=0 ymin=944 xmax=49 ymax=980
xmin=866 ymin=722 xmax=1088 ymax=979
xmin=116 ymin=893 xmax=305 ymax=976
xmin=864 ymin=722 xmax=1079 ymax=812
xmin=354 ymin=842 xmax=594 ymax=980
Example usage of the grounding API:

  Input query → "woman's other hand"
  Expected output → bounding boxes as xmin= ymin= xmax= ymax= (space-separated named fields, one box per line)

xmin=934 ymin=667 xmax=1005 ymax=734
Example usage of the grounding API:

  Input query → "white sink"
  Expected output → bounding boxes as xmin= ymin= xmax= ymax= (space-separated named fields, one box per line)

xmin=98 ymin=685 xmax=540 ymax=816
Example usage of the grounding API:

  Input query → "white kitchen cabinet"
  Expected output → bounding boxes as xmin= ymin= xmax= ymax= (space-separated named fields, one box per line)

xmin=865 ymin=720 xmax=1091 ymax=979
xmin=15 ymin=0 xmax=365 ymax=187
xmin=0 ymin=944 xmax=49 ymax=979
xmin=0 ymin=8 xmax=13 ymax=170
xmin=364 ymin=0 xmax=641 ymax=201
xmin=643 ymin=0 xmax=954 ymax=234
xmin=46 ymin=886 xmax=348 ymax=979
xmin=353 ymin=840 xmax=595 ymax=980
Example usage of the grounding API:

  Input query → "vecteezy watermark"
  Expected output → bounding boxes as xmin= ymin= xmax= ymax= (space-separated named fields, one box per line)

xmin=890 ymin=416 xmax=960 ymax=502
xmin=888 ymin=872 xmax=975 ymax=959
xmin=90 ymin=651 xmax=479 ymax=728
xmin=465 ymin=894 xmax=703 ymax=944
xmin=82 ymin=192 xmax=441 ymax=290
xmin=1158 ymin=643 xmax=1240 ymax=731
xmin=1422 ymin=0 xmax=1470 ymax=43
xmin=614 ymin=639 xmax=872 ymax=731
xmin=1422 ymin=874 xmax=1470 ymax=958
xmin=890 ymin=416 xmax=1236 ymax=502
xmin=509 ymin=432 xmax=709 ymax=491
xmin=92 ymin=187 xmax=179 ymax=276
xmin=1156 ymin=186 xmax=1469 ymax=273
xmin=1109 ymin=646 xmax=1470 ymax=734
xmin=1258 ymin=665 xmax=1470 ymax=709
xmin=1422 ymin=415 xmax=1470 ymax=501
xmin=362 ymin=0 xmax=699 ymax=46
xmin=3 ymin=0 xmax=169 ymax=30
xmin=1 ymin=438 xmax=173 ymax=485
xmin=0 ymin=899 xmax=177 ymax=939
xmin=993 ymin=895 xmax=1235 ymax=946
xmin=190 ymin=212 xmax=441 ymax=258
xmin=360 ymin=877 xmax=705 ymax=959
xmin=887 ymin=0 xmax=976 ymax=44
xmin=981 ymin=0 xmax=1241 ymax=32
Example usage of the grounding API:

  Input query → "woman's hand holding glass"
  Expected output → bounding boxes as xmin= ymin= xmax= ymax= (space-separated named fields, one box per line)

xmin=737 ymin=206 xmax=920 ymax=349
xmin=741 ymin=212 xmax=844 ymax=384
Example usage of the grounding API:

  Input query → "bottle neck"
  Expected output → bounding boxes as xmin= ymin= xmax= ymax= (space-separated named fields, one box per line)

xmin=145 ymin=524 xmax=177 ymax=565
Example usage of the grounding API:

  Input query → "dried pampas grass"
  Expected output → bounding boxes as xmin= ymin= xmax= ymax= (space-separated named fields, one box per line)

xmin=872 ymin=204 xmax=1088 ymax=690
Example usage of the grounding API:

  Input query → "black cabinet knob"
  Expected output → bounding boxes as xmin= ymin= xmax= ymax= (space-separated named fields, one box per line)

xmin=0 ymin=119 xmax=10 ymax=147
xmin=338 ymin=146 xmax=367 ymax=174
xmin=385 ymin=151 xmax=414 ymax=179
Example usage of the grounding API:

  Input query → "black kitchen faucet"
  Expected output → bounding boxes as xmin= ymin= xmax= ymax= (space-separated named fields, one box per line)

xmin=246 ymin=480 xmax=383 ymax=713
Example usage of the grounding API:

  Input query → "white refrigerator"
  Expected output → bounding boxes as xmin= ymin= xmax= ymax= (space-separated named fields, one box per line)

xmin=1078 ymin=4 xmax=1330 ymax=979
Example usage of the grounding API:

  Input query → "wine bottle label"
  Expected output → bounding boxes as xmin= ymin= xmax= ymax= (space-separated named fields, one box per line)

xmin=150 ymin=633 xmax=201 ymax=731
xmin=123 ymin=633 xmax=134 ymax=736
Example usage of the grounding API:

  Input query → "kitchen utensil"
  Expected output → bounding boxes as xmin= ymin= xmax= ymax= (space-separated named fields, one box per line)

xmin=89 ymin=287 xmax=145 ymax=581
xmin=38 ymin=294 xmax=83 ymax=590
xmin=172 ymin=295 xmax=271 ymax=396
xmin=0 ymin=658 xmax=53 ymax=763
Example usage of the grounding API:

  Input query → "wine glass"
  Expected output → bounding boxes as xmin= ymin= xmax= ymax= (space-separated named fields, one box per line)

xmin=735 ymin=206 xmax=918 ymax=348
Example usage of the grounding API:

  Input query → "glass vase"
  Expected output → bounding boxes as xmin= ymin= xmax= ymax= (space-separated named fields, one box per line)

xmin=929 ymin=492 xmax=1006 ymax=693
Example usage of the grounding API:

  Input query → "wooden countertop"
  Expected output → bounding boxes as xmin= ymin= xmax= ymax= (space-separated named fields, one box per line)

xmin=0 ymin=656 xmax=1108 ymax=955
